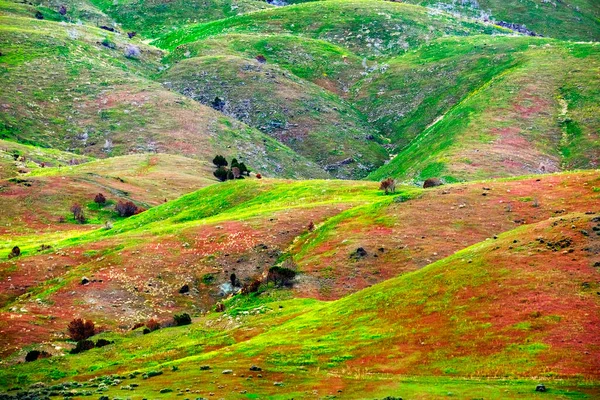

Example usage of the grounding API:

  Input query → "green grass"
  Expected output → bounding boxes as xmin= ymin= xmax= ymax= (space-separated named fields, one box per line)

xmin=153 ymin=0 xmax=509 ymax=55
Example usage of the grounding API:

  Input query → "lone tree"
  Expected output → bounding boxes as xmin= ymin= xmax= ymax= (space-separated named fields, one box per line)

xmin=94 ymin=193 xmax=106 ymax=205
xmin=67 ymin=318 xmax=95 ymax=342
xmin=379 ymin=178 xmax=396 ymax=194
xmin=212 ymin=155 xmax=228 ymax=168
xmin=70 ymin=203 xmax=86 ymax=223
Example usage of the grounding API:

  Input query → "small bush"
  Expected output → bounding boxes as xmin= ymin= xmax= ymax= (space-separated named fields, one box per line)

xmin=70 ymin=340 xmax=95 ymax=354
xmin=25 ymin=350 xmax=50 ymax=362
xmin=115 ymin=201 xmax=139 ymax=217
xmin=146 ymin=319 xmax=160 ymax=332
xmin=67 ymin=318 xmax=95 ymax=341
xmin=256 ymin=173 xmax=262 ymax=179
xmin=124 ymin=45 xmax=141 ymax=59
xmin=173 ymin=313 xmax=191 ymax=326
xmin=101 ymin=38 xmax=116 ymax=49
xmin=379 ymin=178 xmax=396 ymax=194
xmin=241 ymin=278 xmax=261 ymax=294
xmin=215 ymin=303 xmax=225 ymax=312
xmin=58 ymin=5 xmax=67 ymax=15
xmin=308 ymin=221 xmax=315 ymax=232
xmin=70 ymin=203 xmax=86 ymax=223
xmin=267 ymin=266 xmax=296 ymax=287
xmin=94 ymin=193 xmax=106 ymax=205
xmin=95 ymin=339 xmax=113 ymax=348
xmin=8 ymin=246 xmax=20 ymax=259
xmin=423 ymin=178 xmax=443 ymax=188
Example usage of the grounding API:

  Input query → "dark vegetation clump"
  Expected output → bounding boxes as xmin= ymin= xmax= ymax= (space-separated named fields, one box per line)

xmin=95 ymin=338 xmax=113 ymax=348
xmin=25 ymin=350 xmax=50 ymax=362
xmin=173 ymin=313 xmax=191 ymax=326
xmin=8 ymin=246 xmax=20 ymax=259
xmin=212 ymin=156 xmax=252 ymax=182
xmin=34 ymin=10 xmax=43 ymax=19
xmin=146 ymin=319 xmax=160 ymax=332
xmin=179 ymin=284 xmax=190 ymax=294
xmin=308 ymin=221 xmax=315 ymax=232
xmin=379 ymin=178 xmax=396 ymax=194
xmin=423 ymin=178 xmax=443 ymax=188
xmin=127 ymin=31 xmax=137 ymax=38
xmin=70 ymin=203 xmax=86 ymax=223
xmin=241 ymin=278 xmax=262 ymax=294
xmin=256 ymin=55 xmax=266 ymax=63
xmin=94 ymin=193 xmax=106 ymax=205
xmin=58 ymin=5 xmax=67 ymax=15
xmin=115 ymin=200 xmax=142 ymax=217
xmin=67 ymin=318 xmax=95 ymax=342
xmin=215 ymin=302 xmax=225 ymax=312
xmin=350 ymin=247 xmax=368 ymax=259
xmin=101 ymin=37 xmax=116 ymax=49
xmin=70 ymin=339 xmax=95 ymax=354
xmin=267 ymin=266 xmax=296 ymax=287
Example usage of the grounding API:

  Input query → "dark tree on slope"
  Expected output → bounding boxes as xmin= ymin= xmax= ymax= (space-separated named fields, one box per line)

xmin=67 ymin=318 xmax=95 ymax=342
xmin=115 ymin=201 xmax=139 ymax=217
xmin=213 ymin=155 xmax=228 ymax=168
xmin=94 ymin=193 xmax=106 ymax=205
xmin=214 ymin=167 xmax=228 ymax=182
xmin=70 ymin=203 xmax=86 ymax=223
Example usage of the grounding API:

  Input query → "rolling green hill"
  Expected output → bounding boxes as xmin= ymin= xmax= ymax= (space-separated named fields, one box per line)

xmin=1 ymin=0 xmax=600 ymax=397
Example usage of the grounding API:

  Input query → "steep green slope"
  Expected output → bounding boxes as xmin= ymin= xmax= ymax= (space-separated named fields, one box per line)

xmin=164 ymin=33 xmax=365 ymax=95
xmin=160 ymin=54 xmax=387 ymax=178
xmin=153 ymin=0 xmax=509 ymax=55
xmin=86 ymin=0 xmax=272 ymax=37
xmin=368 ymin=39 xmax=600 ymax=183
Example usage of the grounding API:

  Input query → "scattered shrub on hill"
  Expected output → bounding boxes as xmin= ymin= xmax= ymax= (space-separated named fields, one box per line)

xmin=58 ymin=5 xmax=67 ymax=15
xmin=115 ymin=201 xmax=139 ymax=217
xmin=215 ymin=303 xmax=225 ymax=312
xmin=256 ymin=55 xmax=267 ymax=64
xmin=131 ymin=322 xmax=144 ymax=331
xmin=379 ymin=178 xmax=396 ymax=194
xmin=308 ymin=221 xmax=315 ymax=232
xmin=25 ymin=350 xmax=50 ymax=362
xmin=256 ymin=173 xmax=262 ymax=179
xmin=70 ymin=203 xmax=86 ymax=223
xmin=230 ymin=273 xmax=240 ymax=287
xmin=423 ymin=178 xmax=443 ymax=188
xmin=267 ymin=266 xmax=296 ymax=287
xmin=34 ymin=10 xmax=43 ymax=19
xmin=70 ymin=339 xmax=95 ymax=354
xmin=214 ymin=167 xmax=228 ymax=182
xmin=101 ymin=38 xmax=116 ymax=49
xmin=127 ymin=31 xmax=137 ymax=38
xmin=146 ymin=319 xmax=161 ymax=332
xmin=124 ymin=45 xmax=141 ymax=59
xmin=242 ymin=278 xmax=262 ymax=294
xmin=212 ymin=155 xmax=228 ymax=168
xmin=173 ymin=313 xmax=191 ymax=326
xmin=67 ymin=318 xmax=96 ymax=342
xmin=8 ymin=246 xmax=20 ymax=259
xmin=95 ymin=338 xmax=113 ymax=348
xmin=94 ymin=193 xmax=106 ymax=205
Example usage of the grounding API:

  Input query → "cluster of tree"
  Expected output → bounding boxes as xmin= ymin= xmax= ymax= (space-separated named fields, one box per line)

xmin=212 ymin=155 xmax=251 ymax=182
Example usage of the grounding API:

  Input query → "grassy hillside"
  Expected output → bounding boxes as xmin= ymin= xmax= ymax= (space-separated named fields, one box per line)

xmin=160 ymin=54 xmax=387 ymax=178
xmin=288 ymin=0 xmax=600 ymax=42
xmin=1 ymin=170 xmax=598 ymax=357
xmin=163 ymin=33 xmax=365 ymax=95
xmin=0 ymin=12 xmax=328 ymax=179
xmin=153 ymin=0 xmax=509 ymax=55
xmin=367 ymin=39 xmax=600 ymax=183
xmin=1 ymin=208 xmax=599 ymax=397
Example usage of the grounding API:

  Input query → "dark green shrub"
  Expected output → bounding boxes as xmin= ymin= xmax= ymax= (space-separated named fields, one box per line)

xmin=173 ymin=313 xmax=191 ymax=326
